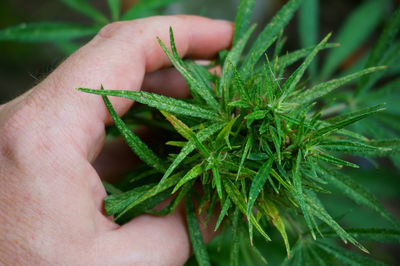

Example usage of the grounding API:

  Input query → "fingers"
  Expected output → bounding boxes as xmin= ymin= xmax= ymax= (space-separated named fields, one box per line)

xmin=142 ymin=67 xmax=190 ymax=98
xmin=95 ymin=200 xmax=219 ymax=265
xmin=31 ymin=15 xmax=233 ymax=160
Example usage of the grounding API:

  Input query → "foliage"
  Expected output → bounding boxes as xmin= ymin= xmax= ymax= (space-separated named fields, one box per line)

xmin=78 ymin=0 xmax=400 ymax=264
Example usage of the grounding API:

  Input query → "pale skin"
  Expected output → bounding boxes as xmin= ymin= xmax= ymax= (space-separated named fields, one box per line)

xmin=0 ymin=15 xmax=233 ymax=265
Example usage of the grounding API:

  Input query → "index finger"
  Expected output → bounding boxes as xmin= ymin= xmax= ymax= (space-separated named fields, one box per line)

xmin=30 ymin=15 xmax=233 ymax=160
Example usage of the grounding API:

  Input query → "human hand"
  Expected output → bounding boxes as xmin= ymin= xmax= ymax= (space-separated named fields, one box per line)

xmin=0 ymin=15 xmax=233 ymax=265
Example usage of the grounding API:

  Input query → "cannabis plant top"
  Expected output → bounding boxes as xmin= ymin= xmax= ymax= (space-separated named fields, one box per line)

xmin=78 ymin=0 xmax=400 ymax=265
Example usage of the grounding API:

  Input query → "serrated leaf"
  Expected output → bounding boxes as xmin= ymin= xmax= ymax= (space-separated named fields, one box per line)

xmin=172 ymin=163 xmax=203 ymax=194
xmin=0 ymin=23 xmax=100 ymax=42
xmin=215 ymin=198 xmax=231 ymax=231
xmin=313 ymin=104 xmax=385 ymax=138
xmin=186 ymin=194 xmax=211 ymax=266
xmin=233 ymin=0 xmax=256 ymax=45
xmin=101 ymin=91 xmax=166 ymax=172
xmin=319 ymin=168 xmax=399 ymax=228
xmin=115 ymin=171 xmax=183 ymax=223
xmin=276 ymin=43 xmax=338 ymax=71
xmin=240 ymin=0 xmax=301 ymax=80
xmin=158 ymin=28 xmax=220 ymax=111
xmin=161 ymin=123 xmax=224 ymax=184
xmin=223 ymin=179 xmax=271 ymax=241
xmin=230 ymin=208 xmax=240 ymax=266
xmin=78 ymin=88 xmax=219 ymax=121
xmin=306 ymin=193 xmax=365 ymax=251
xmin=260 ymin=200 xmax=290 ymax=257
xmin=292 ymin=150 xmax=316 ymax=239
xmin=216 ymin=115 xmax=240 ymax=149
xmin=322 ymin=228 xmax=400 ymax=243
xmin=280 ymin=33 xmax=331 ymax=101
xmin=59 ymin=0 xmax=108 ymax=23
xmin=296 ymin=67 xmax=386 ymax=104
xmin=247 ymin=159 xmax=273 ymax=217
xmin=104 ymin=184 xmax=153 ymax=216
xmin=315 ymin=242 xmax=385 ymax=266
xmin=316 ymin=152 xmax=359 ymax=168
xmin=236 ymin=136 xmax=253 ymax=179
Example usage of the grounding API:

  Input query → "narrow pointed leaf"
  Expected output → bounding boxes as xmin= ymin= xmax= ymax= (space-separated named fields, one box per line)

xmin=296 ymin=67 xmax=386 ymax=104
xmin=102 ymin=93 xmax=166 ymax=172
xmin=172 ymin=163 xmax=203 ymax=194
xmin=215 ymin=198 xmax=231 ymax=231
xmin=293 ymin=150 xmax=316 ymax=238
xmin=223 ymin=179 xmax=271 ymax=241
xmin=240 ymin=0 xmax=301 ymax=79
xmin=233 ymin=0 xmax=256 ymax=45
xmin=247 ymin=159 xmax=273 ymax=217
xmin=320 ymin=168 xmax=399 ymax=228
xmin=78 ymin=88 xmax=219 ymax=121
xmin=161 ymin=123 xmax=224 ymax=183
xmin=186 ymin=195 xmax=211 ymax=266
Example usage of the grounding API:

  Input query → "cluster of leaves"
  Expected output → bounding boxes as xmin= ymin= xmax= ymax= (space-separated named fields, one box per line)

xmin=0 ymin=0 xmax=177 ymax=54
xmin=298 ymin=0 xmax=400 ymax=168
xmin=78 ymin=0 xmax=400 ymax=265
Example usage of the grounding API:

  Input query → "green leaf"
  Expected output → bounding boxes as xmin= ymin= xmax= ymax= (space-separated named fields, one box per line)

xmin=221 ymin=25 xmax=256 ymax=106
xmin=276 ymin=43 xmax=338 ymax=71
xmin=115 ymin=171 xmax=183 ymax=222
xmin=356 ymin=7 xmax=400 ymax=97
xmin=211 ymin=166 xmax=223 ymax=199
xmin=313 ymin=104 xmax=385 ymax=138
xmin=158 ymin=28 xmax=220 ymax=111
xmin=172 ymin=163 xmax=203 ymax=194
xmin=77 ymin=88 xmax=219 ymax=121
xmin=215 ymin=198 xmax=231 ymax=231
xmin=247 ymin=159 xmax=273 ymax=217
xmin=186 ymin=194 xmax=211 ymax=266
xmin=107 ymin=0 xmax=120 ymax=21
xmin=101 ymin=91 xmax=167 ymax=172
xmin=320 ymin=0 xmax=386 ymax=79
xmin=0 ymin=23 xmax=100 ymax=42
xmin=104 ymin=184 xmax=153 ymax=216
xmin=292 ymin=150 xmax=316 ymax=239
xmin=320 ymin=168 xmax=399 ymax=229
xmin=233 ymin=0 xmax=256 ymax=45
xmin=236 ymin=136 xmax=253 ymax=179
xmin=306 ymin=193 xmax=365 ymax=251
xmin=260 ymin=200 xmax=290 ymax=257
xmin=280 ymin=33 xmax=331 ymax=101
xmin=296 ymin=67 xmax=386 ymax=104
xmin=298 ymin=0 xmax=319 ymax=78
xmin=315 ymin=242 xmax=385 ymax=266
xmin=318 ymin=139 xmax=391 ymax=157
xmin=122 ymin=0 xmax=178 ymax=20
xmin=240 ymin=0 xmax=301 ymax=80
xmin=322 ymin=228 xmax=400 ymax=243
xmin=316 ymin=153 xmax=359 ymax=168
xmin=161 ymin=123 xmax=224 ymax=184
xmin=59 ymin=0 xmax=108 ymax=24
xmin=230 ymin=208 xmax=240 ymax=266
xmin=215 ymin=115 xmax=240 ymax=149
xmin=160 ymin=110 xmax=194 ymax=140
xmin=223 ymin=179 xmax=271 ymax=241
xmin=102 ymin=181 xmax=122 ymax=195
